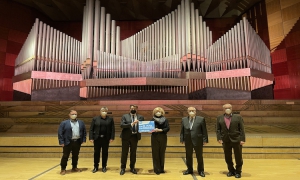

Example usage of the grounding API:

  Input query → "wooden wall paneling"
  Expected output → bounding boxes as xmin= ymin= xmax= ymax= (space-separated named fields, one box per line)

xmin=283 ymin=17 xmax=299 ymax=35
xmin=267 ymin=11 xmax=282 ymax=27
xmin=281 ymin=2 xmax=300 ymax=22
xmin=280 ymin=0 xmax=300 ymax=9
xmin=266 ymin=0 xmax=281 ymax=15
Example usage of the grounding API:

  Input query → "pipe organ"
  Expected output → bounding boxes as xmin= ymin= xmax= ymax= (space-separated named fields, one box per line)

xmin=13 ymin=0 xmax=273 ymax=100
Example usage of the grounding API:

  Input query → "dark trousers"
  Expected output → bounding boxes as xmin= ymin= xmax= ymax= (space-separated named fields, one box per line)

xmin=60 ymin=140 xmax=81 ymax=170
xmin=222 ymin=141 xmax=243 ymax=173
xmin=120 ymin=134 xmax=138 ymax=169
xmin=184 ymin=135 xmax=204 ymax=172
xmin=151 ymin=133 xmax=167 ymax=173
xmin=94 ymin=137 xmax=110 ymax=168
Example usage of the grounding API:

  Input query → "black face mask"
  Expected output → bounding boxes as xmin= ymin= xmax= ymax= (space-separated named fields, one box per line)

xmin=130 ymin=110 xmax=136 ymax=114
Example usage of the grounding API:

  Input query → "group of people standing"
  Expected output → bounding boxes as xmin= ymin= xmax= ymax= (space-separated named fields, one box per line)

xmin=58 ymin=103 xmax=245 ymax=178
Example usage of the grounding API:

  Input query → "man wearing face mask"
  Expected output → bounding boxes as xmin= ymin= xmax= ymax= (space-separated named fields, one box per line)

xmin=150 ymin=107 xmax=170 ymax=175
xmin=120 ymin=105 xmax=144 ymax=175
xmin=89 ymin=107 xmax=115 ymax=173
xmin=216 ymin=104 xmax=245 ymax=178
xmin=180 ymin=107 xmax=208 ymax=177
xmin=58 ymin=110 xmax=86 ymax=175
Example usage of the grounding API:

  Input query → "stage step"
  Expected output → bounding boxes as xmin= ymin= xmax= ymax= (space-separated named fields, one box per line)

xmin=0 ymin=134 xmax=299 ymax=159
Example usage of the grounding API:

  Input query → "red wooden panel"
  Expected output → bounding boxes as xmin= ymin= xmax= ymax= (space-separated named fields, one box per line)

xmin=271 ymin=48 xmax=287 ymax=64
xmin=2 ymin=65 xmax=15 ymax=78
xmin=0 ymin=26 xmax=9 ymax=39
xmin=286 ymin=44 xmax=300 ymax=61
xmin=2 ymin=78 xmax=13 ymax=91
xmin=272 ymin=62 xmax=289 ymax=76
xmin=0 ymin=91 xmax=13 ymax=100
xmin=287 ymin=59 xmax=300 ymax=75
xmin=274 ymin=89 xmax=293 ymax=99
xmin=8 ymin=29 xmax=27 ymax=44
xmin=6 ymin=40 xmax=22 ymax=54
xmin=274 ymin=75 xmax=290 ymax=90
xmin=0 ymin=76 xmax=3 ymax=90
xmin=285 ymin=28 xmax=300 ymax=48
xmin=5 ymin=53 xmax=16 ymax=66
xmin=0 ymin=51 xmax=6 ymax=65
xmin=0 ymin=39 xmax=7 ymax=52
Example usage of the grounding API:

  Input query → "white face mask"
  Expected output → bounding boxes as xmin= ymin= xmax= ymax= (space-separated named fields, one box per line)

xmin=101 ymin=112 xmax=107 ymax=116
xmin=155 ymin=112 xmax=162 ymax=117
xmin=70 ymin=115 xmax=77 ymax=120
xmin=189 ymin=111 xmax=196 ymax=117
xmin=225 ymin=108 xmax=232 ymax=115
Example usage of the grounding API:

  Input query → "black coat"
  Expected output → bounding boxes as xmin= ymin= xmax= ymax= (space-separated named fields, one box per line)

xmin=120 ymin=113 xmax=144 ymax=140
xmin=89 ymin=116 xmax=115 ymax=141
xmin=180 ymin=116 xmax=208 ymax=146
xmin=216 ymin=114 xmax=245 ymax=143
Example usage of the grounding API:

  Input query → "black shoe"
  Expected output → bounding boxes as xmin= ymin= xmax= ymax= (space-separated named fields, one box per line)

xmin=102 ymin=167 xmax=107 ymax=173
xmin=227 ymin=172 xmax=236 ymax=177
xmin=235 ymin=173 xmax=241 ymax=178
xmin=183 ymin=170 xmax=193 ymax=175
xmin=120 ymin=169 xmax=125 ymax=175
xmin=130 ymin=168 xmax=137 ymax=174
xmin=154 ymin=170 xmax=160 ymax=175
xmin=160 ymin=170 xmax=165 ymax=173
xmin=92 ymin=167 xmax=98 ymax=173
xmin=199 ymin=171 xmax=205 ymax=177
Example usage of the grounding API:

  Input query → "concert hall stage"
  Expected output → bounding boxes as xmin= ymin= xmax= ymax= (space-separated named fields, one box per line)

xmin=0 ymin=99 xmax=299 ymax=158
xmin=0 ymin=100 xmax=299 ymax=179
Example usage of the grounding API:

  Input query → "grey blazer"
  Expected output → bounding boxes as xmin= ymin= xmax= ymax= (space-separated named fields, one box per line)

xmin=180 ymin=116 xmax=208 ymax=146
xmin=120 ymin=113 xmax=144 ymax=140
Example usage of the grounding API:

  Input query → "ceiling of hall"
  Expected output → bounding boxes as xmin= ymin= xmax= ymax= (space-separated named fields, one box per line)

xmin=12 ymin=0 xmax=263 ymax=21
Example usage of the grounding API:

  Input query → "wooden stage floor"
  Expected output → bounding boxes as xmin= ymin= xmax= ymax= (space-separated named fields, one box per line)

xmin=1 ymin=158 xmax=299 ymax=180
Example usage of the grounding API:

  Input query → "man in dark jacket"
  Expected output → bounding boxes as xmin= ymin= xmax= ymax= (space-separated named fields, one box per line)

xmin=89 ymin=106 xmax=115 ymax=173
xmin=180 ymin=106 xmax=208 ymax=177
xmin=216 ymin=104 xmax=245 ymax=178
xmin=58 ymin=110 xmax=86 ymax=175
xmin=120 ymin=105 xmax=144 ymax=175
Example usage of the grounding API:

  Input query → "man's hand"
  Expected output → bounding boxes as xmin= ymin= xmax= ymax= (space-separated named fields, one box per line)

xmin=110 ymin=139 xmax=114 ymax=143
xmin=218 ymin=140 xmax=223 ymax=144
xmin=180 ymin=141 xmax=184 ymax=144
xmin=60 ymin=144 xmax=64 ymax=147
xmin=89 ymin=140 xmax=94 ymax=143
xmin=203 ymin=142 xmax=207 ymax=145
xmin=240 ymin=141 xmax=245 ymax=145
xmin=133 ymin=119 xmax=139 ymax=124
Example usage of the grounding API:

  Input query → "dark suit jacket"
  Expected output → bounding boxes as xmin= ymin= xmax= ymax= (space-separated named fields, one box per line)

xmin=216 ymin=114 xmax=245 ymax=143
xmin=180 ymin=116 xmax=208 ymax=146
xmin=58 ymin=119 xmax=87 ymax=146
xmin=89 ymin=116 xmax=115 ymax=141
xmin=120 ymin=113 xmax=144 ymax=140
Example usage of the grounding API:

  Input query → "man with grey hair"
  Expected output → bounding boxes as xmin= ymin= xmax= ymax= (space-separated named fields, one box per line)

xmin=180 ymin=107 xmax=208 ymax=177
xmin=216 ymin=104 xmax=245 ymax=178
xmin=89 ymin=106 xmax=115 ymax=173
